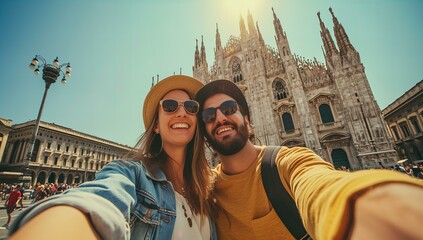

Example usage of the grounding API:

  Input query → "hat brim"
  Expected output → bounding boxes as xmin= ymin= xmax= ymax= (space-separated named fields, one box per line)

xmin=143 ymin=75 xmax=204 ymax=130
xmin=195 ymin=79 xmax=250 ymax=120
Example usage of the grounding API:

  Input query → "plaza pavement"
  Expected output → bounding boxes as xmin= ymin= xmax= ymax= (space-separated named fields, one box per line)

xmin=0 ymin=198 xmax=33 ymax=239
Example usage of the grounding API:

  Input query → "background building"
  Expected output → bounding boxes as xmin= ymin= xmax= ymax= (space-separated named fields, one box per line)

xmin=382 ymin=80 xmax=423 ymax=164
xmin=0 ymin=118 xmax=13 ymax=162
xmin=193 ymin=8 xmax=398 ymax=169
xmin=0 ymin=120 xmax=131 ymax=185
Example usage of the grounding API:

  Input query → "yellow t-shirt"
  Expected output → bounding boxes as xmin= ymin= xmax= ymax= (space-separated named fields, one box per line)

xmin=213 ymin=146 xmax=423 ymax=240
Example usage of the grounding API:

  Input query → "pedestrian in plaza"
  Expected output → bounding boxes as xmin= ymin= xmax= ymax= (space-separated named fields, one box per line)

xmin=418 ymin=164 xmax=423 ymax=179
xmin=194 ymin=79 xmax=423 ymax=240
xmin=3 ymin=185 xmax=22 ymax=229
xmin=8 ymin=75 xmax=216 ymax=240
xmin=31 ymin=185 xmax=47 ymax=204
xmin=18 ymin=186 xmax=25 ymax=210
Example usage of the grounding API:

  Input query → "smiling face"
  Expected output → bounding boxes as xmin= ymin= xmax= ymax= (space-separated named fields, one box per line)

xmin=155 ymin=90 xmax=197 ymax=151
xmin=202 ymin=93 xmax=249 ymax=156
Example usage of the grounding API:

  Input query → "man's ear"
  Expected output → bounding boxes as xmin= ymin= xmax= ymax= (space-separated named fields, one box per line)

xmin=244 ymin=116 xmax=255 ymax=141
xmin=244 ymin=116 xmax=252 ymax=131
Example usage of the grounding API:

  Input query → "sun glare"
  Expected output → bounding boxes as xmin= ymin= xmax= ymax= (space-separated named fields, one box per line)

xmin=217 ymin=0 xmax=262 ymax=21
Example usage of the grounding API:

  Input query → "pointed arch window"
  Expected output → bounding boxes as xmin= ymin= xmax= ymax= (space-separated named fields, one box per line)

xmin=231 ymin=58 xmax=243 ymax=83
xmin=319 ymin=104 xmax=334 ymax=124
xmin=282 ymin=113 xmax=295 ymax=132
xmin=233 ymin=74 xmax=243 ymax=83
xmin=273 ymin=79 xmax=288 ymax=100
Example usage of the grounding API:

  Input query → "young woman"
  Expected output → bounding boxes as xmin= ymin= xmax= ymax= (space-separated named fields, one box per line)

xmin=8 ymin=75 xmax=216 ymax=240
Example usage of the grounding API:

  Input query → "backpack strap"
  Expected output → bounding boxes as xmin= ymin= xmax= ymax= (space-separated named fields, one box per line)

xmin=261 ymin=146 xmax=310 ymax=240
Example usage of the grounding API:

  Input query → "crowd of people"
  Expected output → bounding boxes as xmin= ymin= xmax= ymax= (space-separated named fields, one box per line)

xmin=391 ymin=163 xmax=423 ymax=179
xmin=1 ymin=182 xmax=80 ymax=229
xmin=3 ymin=75 xmax=423 ymax=239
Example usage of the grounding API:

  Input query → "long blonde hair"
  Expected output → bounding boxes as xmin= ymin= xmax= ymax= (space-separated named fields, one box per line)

xmin=133 ymin=95 xmax=216 ymax=218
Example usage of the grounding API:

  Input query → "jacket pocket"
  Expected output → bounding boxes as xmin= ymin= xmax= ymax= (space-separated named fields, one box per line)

xmin=133 ymin=189 xmax=160 ymax=225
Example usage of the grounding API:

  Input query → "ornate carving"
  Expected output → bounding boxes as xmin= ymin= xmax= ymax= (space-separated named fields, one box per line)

xmin=223 ymin=36 xmax=241 ymax=57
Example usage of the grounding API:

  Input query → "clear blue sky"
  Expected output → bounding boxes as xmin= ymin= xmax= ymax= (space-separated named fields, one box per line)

xmin=1 ymin=0 xmax=422 ymax=146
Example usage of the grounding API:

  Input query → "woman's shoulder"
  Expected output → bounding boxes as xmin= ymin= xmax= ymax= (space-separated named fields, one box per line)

xmin=106 ymin=159 xmax=165 ymax=180
xmin=101 ymin=159 xmax=148 ymax=176
xmin=108 ymin=159 xmax=145 ymax=168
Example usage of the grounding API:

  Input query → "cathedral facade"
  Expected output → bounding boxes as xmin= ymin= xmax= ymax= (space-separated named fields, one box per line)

xmin=193 ymin=8 xmax=398 ymax=170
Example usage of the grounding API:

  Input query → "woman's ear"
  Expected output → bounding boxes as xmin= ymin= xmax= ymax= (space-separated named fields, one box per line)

xmin=154 ymin=122 xmax=159 ymax=134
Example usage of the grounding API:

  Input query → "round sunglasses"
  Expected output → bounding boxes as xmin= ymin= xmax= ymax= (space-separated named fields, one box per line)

xmin=160 ymin=99 xmax=199 ymax=115
xmin=201 ymin=100 xmax=238 ymax=123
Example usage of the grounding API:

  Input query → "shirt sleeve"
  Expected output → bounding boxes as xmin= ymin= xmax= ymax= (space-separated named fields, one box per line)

xmin=8 ymin=191 xmax=130 ymax=240
xmin=8 ymin=160 xmax=142 ymax=240
xmin=275 ymin=146 xmax=423 ymax=240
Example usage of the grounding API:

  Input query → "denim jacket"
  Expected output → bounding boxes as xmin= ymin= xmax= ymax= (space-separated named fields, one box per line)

xmin=9 ymin=160 xmax=217 ymax=240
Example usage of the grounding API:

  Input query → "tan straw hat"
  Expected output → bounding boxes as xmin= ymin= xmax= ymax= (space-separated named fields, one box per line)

xmin=142 ymin=75 xmax=204 ymax=130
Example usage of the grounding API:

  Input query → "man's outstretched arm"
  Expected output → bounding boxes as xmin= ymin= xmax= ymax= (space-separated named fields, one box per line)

xmin=350 ymin=183 xmax=423 ymax=240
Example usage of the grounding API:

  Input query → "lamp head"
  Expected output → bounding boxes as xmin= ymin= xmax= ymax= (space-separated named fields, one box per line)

xmin=31 ymin=57 xmax=39 ymax=66
xmin=53 ymin=57 xmax=60 ymax=67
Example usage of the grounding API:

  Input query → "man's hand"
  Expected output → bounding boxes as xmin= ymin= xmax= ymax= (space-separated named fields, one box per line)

xmin=350 ymin=183 xmax=423 ymax=240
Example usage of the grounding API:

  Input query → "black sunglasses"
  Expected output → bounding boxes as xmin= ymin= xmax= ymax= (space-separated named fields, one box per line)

xmin=160 ymin=99 xmax=199 ymax=114
xmin=201 ymin=100 xmax=238 ymax=123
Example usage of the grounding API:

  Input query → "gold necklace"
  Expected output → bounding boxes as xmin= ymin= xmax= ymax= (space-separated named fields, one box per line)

xmin=181 ymin=187 xmax=193 ymax=228
xmin=165 ymin=159 xmax=192 ymax=227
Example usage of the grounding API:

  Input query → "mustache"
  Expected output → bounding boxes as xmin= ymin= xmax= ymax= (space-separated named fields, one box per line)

xmin=212 ymin=122 xmax=237 ymax=135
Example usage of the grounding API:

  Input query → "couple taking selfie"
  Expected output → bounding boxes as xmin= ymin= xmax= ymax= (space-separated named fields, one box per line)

xmin=8 ymin=75 xmax=423 ymax=240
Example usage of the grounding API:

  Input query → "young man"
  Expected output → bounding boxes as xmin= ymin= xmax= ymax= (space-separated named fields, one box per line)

xmin=195 ymin=79 xmax=423 ymax=240
xmin=4 ymin=185 xmax=22 ymax=229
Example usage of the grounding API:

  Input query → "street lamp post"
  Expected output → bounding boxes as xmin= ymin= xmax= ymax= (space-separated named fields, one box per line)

xmin=23 ymin=55 xmax=72 ymax=184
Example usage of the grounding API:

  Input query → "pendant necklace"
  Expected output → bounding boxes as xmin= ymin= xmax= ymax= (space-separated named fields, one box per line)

xmin=181 ymin=187 xmax=193 ymax=228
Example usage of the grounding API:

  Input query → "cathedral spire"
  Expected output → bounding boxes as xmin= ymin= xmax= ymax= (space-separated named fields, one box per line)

xmin=329 ymin=7 xmax=356 ymax=56
xmin=318 ymin=11 xmax=338 ymax=58
xmin=194 ymin=39 xmax=200 ymax=68
xmin=247 ymin=9 xmax=257 ymax=36
xmin=256 ymin=21 xmax=265 ymax=46
xmin=193 ymin=37 xmax=209 ymax=82
xmin=239 ymin=15 xmax=248 ymax=39
xmin=272 ymin=7 xmax=292 ymax=58
xmin=272 ymin=7 xmax=285 ymax=41
xmin=215 ymin=23 xmax=222 ymax=52
xmin=201 ymin=35 xmax=207 ymax=64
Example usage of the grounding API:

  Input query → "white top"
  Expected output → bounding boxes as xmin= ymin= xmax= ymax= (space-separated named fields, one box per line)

xmin=171 ymin=191 xmax=211 ymax=240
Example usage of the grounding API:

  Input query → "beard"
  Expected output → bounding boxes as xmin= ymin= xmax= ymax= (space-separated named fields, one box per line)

xmin=205 ymin=120 xmax=249 ymax=156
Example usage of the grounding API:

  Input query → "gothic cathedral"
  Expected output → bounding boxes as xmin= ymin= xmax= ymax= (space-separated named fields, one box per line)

xmin=193 ymin=8 xmax=398 ymax=170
